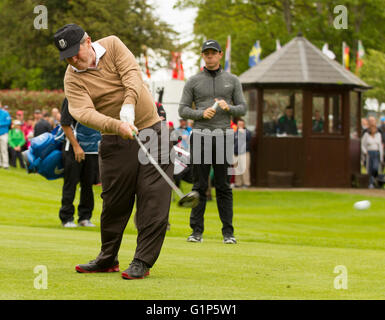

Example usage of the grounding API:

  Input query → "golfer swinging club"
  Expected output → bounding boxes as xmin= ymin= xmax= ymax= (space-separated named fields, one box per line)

xmin=54 ymin=24 xmax=174 ymax=279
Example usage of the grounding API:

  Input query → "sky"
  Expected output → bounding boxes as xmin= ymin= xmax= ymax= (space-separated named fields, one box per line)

xmin=148 ymin=0 xmax=199 ymax=81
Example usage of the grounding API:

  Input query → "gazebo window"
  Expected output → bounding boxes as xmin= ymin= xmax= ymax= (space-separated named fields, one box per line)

xmin=263 ymin=89 xmax=302 ymax=137
xmin=244 ymin=89 xmax=257 ymax=131
xmin=311 ymin=94 xmax=343 ymax=135
xmin=312 ymin=96 xmax=325 ymax=133
xmin=329 ymin=95 xmax=342 ymax=134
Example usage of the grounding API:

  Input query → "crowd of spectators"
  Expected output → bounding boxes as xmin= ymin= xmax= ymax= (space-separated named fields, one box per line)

xmin=0 ymin=100 xmax=60 ymax=169
xmin=361 ymin=115 xmax=385 ymax=188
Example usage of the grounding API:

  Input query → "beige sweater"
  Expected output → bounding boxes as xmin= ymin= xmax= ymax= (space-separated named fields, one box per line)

xmin=64 ymin=35 xmax=160 ymax=134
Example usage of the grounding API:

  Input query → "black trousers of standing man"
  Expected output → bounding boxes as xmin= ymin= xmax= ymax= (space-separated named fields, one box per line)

xmin=59 ymin=147 xmax=98 ymax=224
xmin=189 ymin=131 xmax=234 ymax=236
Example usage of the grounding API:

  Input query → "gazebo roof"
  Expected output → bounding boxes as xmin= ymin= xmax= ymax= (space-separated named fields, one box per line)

xmin=239 ymin=35 xmax=371 ymax=89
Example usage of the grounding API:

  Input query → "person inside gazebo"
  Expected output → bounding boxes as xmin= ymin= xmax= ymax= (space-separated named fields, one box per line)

xmin=277 ymin=106 xmax=298 ymax=135
xmin=312 ymin=110 xmax=324 ymax=133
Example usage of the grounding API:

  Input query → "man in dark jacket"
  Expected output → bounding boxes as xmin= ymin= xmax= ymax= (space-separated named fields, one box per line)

xmin=34 ymin=109 xmax=53 ymax=137
xmin=277 ymin=106 xmax=298 ymax=135
xmin=59 ymin=98 xmax=101 ymax=228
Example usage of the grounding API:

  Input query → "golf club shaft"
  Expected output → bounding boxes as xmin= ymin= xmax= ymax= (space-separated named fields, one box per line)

xmin=134 ymin=134 xmax=184 ymax=198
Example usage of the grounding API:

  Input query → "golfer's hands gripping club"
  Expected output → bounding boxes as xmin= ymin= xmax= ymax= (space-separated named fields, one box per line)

xmin=119 ymin=104 xmax=138 ymax=140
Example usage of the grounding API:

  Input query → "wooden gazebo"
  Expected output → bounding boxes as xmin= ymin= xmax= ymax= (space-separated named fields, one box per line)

xmin=239 ymin=35 xmax=371 ymax=188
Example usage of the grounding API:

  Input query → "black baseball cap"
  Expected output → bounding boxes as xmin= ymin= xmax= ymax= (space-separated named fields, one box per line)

xmin=54 ymin=24 xmax=85 ymax=60
xmin=201 ymin=40 xmax=221 ymax=53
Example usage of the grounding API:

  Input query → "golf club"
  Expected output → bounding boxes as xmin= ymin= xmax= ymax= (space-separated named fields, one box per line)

xmin=133 ymin=132 xmax=199 ymax=208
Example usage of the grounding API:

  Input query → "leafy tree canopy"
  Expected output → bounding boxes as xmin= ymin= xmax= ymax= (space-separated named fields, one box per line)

xmin=175 ymin=0 xmax=385 ymax=74
xmin=0 ymin=0 xmax=180 ymax=90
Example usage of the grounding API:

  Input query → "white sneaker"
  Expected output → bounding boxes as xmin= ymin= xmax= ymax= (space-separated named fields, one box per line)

xmin=78 ymin=220 xmax=96 ymax=227
xmin=62 ymin=221 xmax=77 ymax=228
xmin=223 ymin=235 xmax=237 ymax=244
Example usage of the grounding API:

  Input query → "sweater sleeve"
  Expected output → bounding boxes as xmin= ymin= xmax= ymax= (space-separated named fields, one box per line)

xmin=228 ymin=77 xmax=247 ymax=117
xmin=65 ymin=76 xmax=122 ymax=134
xmin=178 ymin=78 xmax=205 ymax=120
xmin=111 ymin=36 xmax=143 ymax=107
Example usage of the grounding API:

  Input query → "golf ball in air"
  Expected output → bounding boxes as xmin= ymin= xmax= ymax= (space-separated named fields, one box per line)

xmin=353 ymin=200 xmax=371 ymax=210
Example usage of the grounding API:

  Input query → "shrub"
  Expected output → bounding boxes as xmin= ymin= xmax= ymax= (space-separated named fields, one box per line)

xmin=0 ymin=89 xmax=65 ymax=118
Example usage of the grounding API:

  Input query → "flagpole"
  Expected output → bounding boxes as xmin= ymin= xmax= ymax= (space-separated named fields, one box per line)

xmin=224 ymin=35 xmax=231 ymax=73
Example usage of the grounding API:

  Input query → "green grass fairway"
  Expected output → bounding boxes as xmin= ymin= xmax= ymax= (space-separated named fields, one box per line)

xmin=1 ymin=167 xmax=385 ymax=299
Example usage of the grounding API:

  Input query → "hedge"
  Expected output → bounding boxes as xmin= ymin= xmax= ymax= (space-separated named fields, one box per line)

xmin=0 ymin=89 xmax=65 ymax=119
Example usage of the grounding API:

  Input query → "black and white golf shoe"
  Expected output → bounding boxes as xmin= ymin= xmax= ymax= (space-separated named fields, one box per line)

xmin=187 ymin=232 xmax=203 ymax=243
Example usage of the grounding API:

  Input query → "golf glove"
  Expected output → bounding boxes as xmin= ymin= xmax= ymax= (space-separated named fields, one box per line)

xmin=120 ymin=104 xmax=135 ymax=125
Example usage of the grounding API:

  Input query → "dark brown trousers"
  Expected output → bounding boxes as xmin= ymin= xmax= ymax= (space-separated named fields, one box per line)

xmin=95 ymin=122 xmax=173 ymax=268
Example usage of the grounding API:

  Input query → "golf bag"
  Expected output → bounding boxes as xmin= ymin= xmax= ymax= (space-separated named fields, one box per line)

xmin=22 ymin=126 xmax=65 ymax=180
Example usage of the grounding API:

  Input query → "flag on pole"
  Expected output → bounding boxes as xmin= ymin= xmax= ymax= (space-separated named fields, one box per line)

xmin=276 ymin=39 xmax=281 ymax=51
xmin=355 ymin=40 xmax=365 ymax=74
xmin=144 ymin=53 xmax=151 ymax=79
xmin=142 ymin=46 xmax=151 ymax=79
xmin=249 ymin=40 xmax=261 ymax=68
xmin=224 ymin=35 xmax=231 ymax=72
xmin=200 ymin=56 xmax=205 ymax=71
xmin=171 ymin=52 xmax=184 ymax=80
xmin=322 ymin=43 xmax=336 ymax=60
xmin=342 ymin=42 xmax=350 ymax=70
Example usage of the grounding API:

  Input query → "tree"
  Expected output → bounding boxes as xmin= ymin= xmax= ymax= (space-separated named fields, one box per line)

xmin=359 ymin=49 xmax=385 ymax=104
xmin=0 ymin=0 xmax=180 ymax=90
xmin=175 ymin=0 xmax=385 ymax=77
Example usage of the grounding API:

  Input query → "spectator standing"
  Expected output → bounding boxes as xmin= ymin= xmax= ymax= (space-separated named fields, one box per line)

xmin=380 ymin=116 xmax=385 ymax=135
xmin=8 ymin=120 xmax=26 ymax=168
xmin=15 ymin=110 xmax=28 ymax=151
xmin=168 ymin=121 xmax=174 ymax=131
xmin=174 ymin=118 xmax=190 ymax=151
xmin=51 ymin=107 xmax=61 ymax=127
xmin=380 ymin=116 xmax=385 ymax=163
xmin=234 ymin=119 xmax=251 ymax=188
xmin=34 ymin=109 xmax=53 ymax=137
xmin=361 ymin=123 xmax=383 ymax=188
xmin=59 ymin=98 xmax=100 ymax=228
xmin=15 ymin=110 xmax=24 ymax=125
xmin=186 ymin=120 xmax=193 ymax=134
xmin=0 ymin=103 xmax=12 ymax=169
xmin=361 ymin=118 xmax=369 ymax=133
xmin=179 ymin=39 xmax=246 ymax=244
xmin=22 ymin=117 xmax=34 ymax=149
xmin=312 ymin=110 xmax=324 ymax=133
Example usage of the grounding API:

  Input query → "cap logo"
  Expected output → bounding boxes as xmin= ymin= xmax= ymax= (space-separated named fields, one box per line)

xmin=58 ymin=39 xmax=67 ymax=49
xmin=206 ymin=41 xmax=214 ymax=45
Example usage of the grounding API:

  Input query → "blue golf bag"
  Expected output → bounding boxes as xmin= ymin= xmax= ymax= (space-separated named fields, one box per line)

xmin=22 ymin=126 xmax=65 ymax=180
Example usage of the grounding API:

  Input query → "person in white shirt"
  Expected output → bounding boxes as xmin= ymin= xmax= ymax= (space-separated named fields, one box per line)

xmin=361 ymin=124 xmax=383 ymax=188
